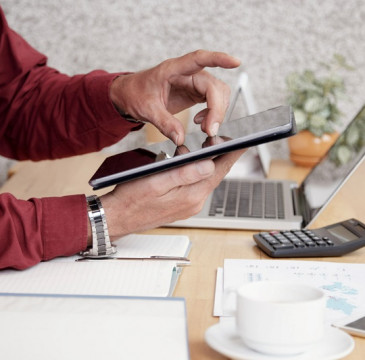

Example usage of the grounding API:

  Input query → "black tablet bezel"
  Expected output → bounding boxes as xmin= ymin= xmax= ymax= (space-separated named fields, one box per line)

xmin=89 ymin=106 xmax=296 ymax=190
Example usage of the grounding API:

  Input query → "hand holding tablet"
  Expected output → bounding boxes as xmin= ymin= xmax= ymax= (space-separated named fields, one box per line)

xmin=89 ymin=106 xmax=296 ymax=190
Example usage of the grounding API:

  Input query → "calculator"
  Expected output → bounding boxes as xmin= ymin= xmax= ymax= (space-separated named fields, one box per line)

xmin=253 ymin=218 xmax=365 ymax=257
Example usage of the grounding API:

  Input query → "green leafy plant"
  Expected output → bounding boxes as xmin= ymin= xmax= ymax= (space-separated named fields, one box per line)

xmin=329 ymin=107 xmax=365 ymax=166
xmin=286 ymin=54 xmax=353 ymax=137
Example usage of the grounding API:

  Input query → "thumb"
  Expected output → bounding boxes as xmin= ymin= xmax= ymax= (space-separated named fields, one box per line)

xmin=146 ymin=158 xmax=216 ymax=195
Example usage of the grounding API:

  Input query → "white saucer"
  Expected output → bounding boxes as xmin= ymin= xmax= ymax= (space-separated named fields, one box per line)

xmin=205 ymin=319 xmax=354 ymax=360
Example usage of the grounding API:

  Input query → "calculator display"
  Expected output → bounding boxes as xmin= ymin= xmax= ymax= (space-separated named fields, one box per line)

xmin=327 ymin=225 xmax=358 ymax=243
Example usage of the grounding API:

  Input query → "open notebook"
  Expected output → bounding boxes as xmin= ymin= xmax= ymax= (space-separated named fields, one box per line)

xmin=0 ymin=294 xmax=190 ymax=360
xmin=0 ymin=234 xmax=191 ymax=297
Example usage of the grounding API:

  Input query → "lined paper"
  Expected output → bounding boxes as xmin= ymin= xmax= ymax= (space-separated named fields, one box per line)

xmin=0 ymin=234 xmax=191 ymax=297
xmin=0 ymin=261 xmax=176 ymax=296
xmin=114 ymin=234 xmax=191 ymax=257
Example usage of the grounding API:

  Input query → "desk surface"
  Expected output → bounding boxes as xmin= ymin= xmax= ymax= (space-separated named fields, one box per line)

xmin=1 ymin=153 xmax=365 ymax=360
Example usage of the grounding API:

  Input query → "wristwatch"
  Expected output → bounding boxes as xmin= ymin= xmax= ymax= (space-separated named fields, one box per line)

xmin=80 ymin=195 xmax=117 ymax=258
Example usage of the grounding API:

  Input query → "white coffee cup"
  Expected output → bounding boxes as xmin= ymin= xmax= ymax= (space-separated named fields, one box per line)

xmin=227 ymin=281 xmax=326 ymax=355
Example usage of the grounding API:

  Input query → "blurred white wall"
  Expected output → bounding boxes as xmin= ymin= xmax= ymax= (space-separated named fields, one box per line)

xmin=1 ymin=0 xmax=365 ymax=182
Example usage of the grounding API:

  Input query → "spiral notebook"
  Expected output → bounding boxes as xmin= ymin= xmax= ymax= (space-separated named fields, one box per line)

xmin=0 ymin=234 xmax=191 ymax=297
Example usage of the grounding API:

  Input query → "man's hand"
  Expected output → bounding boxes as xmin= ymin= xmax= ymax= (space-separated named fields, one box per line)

xmin=99 ymin=148 xmax=245 ymax=240
xmin=110 ymin=50 xmax=241 ymax=145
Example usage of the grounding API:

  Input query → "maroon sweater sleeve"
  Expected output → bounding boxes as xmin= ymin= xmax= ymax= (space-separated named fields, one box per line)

xmin=0 ymin=7 xmax=141 ymax=269
xmin=0 ymin=7 xmax=140 ymax=160
xmin=0 ymin=193 xmax=88 ymax=270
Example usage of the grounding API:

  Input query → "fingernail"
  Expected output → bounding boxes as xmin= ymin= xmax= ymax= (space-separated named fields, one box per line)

xmin=196 ymin=160 xmax=214 ymax=176
xmin=194 ymin=115 xmax=204 ymax=124
xmin=211 ymin=123 xmax=219 ymax=136
xmin=171 ymin=131 xmax=180 ymax=145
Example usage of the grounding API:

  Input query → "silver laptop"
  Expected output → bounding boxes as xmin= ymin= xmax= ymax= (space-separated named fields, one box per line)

xmin=171 ymin=105 xmax=365 ymax=230
xmin=226 ymin=72 xmax=272 ymax=179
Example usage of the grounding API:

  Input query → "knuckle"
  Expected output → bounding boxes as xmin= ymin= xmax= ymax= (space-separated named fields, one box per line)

xmin=224 ymin=84 xmax=231 ymax=101
xmin=183 ymin=194 xmax=205 ymax=216
xmin=160 ymin=58 xmax=173 ymax=69
xmin=216 ymin=153 xmax=237 ymax=174
xmin=193 ymin=49 xmax=204 ymax=57
xmin=191 ymin=199 xmax=206 ymax=215
xmin=177 ymin=165 xmax=199 ymax=184
xmin=148 ymin=178 xmax=164 ymax=195
xmin=225 ymin=159 xmax=234 ymax=171
xmin=184 ymin=190 xmax=198 ymax=205
xmin=218 ymin=80 xmax=231 ymax=98
xmin=191 ymin=49 xmax=206 ymax=65
xmin=222 ymin=160 xmax=235 ymax=176
xmin=188 ymin=187 xmax=210 ymax=211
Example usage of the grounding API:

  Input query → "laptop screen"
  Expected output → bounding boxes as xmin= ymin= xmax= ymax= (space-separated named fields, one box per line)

xmin=300 ymin=106 xmax=365 ymax=226
xmin=225 ymin=73 xmax=271 ymax=177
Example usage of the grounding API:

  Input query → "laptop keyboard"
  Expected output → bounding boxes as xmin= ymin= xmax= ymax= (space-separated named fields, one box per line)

xmin=209 ymin=179 xmax=285 ymax=219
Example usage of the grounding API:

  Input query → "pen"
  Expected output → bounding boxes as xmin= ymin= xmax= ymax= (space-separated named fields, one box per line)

xmin=75 ymin=255 xmax=191 ymax=266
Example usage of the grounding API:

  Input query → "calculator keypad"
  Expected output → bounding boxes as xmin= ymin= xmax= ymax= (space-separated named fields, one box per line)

xmin=259 ymin=230 xmax=335 ymax=251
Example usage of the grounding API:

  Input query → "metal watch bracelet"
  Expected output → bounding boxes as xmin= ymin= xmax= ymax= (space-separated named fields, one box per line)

xmin=80 ymin=195 xmax=117 ymax=258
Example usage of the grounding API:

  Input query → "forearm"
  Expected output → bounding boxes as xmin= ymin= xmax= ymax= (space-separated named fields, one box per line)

xmin=0 ymin=8 xmax=141 ymax=161
xmin=0 ymin=193 xmax=88 ymax=270
xmin=0 ymin=67 xmax=141 ymax=160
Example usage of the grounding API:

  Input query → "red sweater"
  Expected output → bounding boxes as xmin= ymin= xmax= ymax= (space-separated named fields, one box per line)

xmin=0 ymin=7 xmax=139 ymax=269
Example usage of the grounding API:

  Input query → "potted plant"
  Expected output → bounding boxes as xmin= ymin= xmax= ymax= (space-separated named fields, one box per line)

xmin=286 ymin=54 xmax=353 ymax=166
xmin=329 ymin=107 xmax=365 ymax=166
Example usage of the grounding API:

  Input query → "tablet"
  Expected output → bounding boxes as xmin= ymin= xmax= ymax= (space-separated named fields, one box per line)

xmin=89 ymin=105 xmax=296 ymax=190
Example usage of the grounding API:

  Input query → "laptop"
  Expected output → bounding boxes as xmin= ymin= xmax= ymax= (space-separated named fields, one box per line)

xmin=225 ymin=72 xmax=272 ymax=179
xmin=170 ymin=105 xmax=365 ymax=230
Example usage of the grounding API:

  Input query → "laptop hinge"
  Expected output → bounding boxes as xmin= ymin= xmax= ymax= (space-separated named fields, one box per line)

xmin=291 ymin=186 xmax=310 ymax=227
xmin=291 ymin=187 xmax=301 ymax=216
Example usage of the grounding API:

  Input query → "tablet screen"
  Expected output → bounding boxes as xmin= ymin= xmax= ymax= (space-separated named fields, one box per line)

xmin=89 ymin=105 xmax=295 ymax=189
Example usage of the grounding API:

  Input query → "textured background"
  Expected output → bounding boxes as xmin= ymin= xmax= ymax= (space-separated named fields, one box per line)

xmin=1 ymin=0 xmax=365 ymax=185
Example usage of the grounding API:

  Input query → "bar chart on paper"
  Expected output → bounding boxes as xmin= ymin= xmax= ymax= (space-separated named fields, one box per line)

xmin=221 ymin=259 xmax=365 ymax=323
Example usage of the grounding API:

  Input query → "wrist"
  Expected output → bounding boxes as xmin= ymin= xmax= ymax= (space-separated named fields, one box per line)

xmin=113 ymin=105 xmax=144 ymax=124
xmin=110 ymin=74 xmax=140 ymax=122
xmin=99 ymin=193 xmax=132 ymax=240
xmin=81 ymin=195 xmax=117 ymax=258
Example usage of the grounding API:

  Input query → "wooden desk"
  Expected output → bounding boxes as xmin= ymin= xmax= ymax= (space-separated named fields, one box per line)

xmin=1 ymin=153 xmax=365 ymax=360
